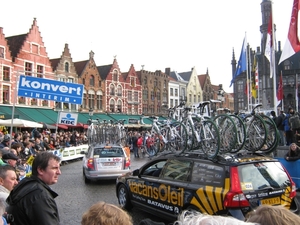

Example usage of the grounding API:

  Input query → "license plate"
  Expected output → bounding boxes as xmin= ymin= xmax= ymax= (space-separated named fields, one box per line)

xmin=103 ymin=162 xmax=116 ymax=166
xmin=260 ymin=197 xmax=280 ymax=205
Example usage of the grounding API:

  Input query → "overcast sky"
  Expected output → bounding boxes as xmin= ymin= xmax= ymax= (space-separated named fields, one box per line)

xmin=0 ymin=0 xmax=294 ymax=92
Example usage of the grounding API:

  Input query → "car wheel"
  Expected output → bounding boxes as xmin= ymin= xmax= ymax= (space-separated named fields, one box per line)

xmin=117 ymin=184 xmax=132 ymax=210
xmin=83 ymin=169 xmax=91 ymax=184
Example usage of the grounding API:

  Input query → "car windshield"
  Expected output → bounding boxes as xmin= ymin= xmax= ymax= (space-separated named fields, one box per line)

xmin=94 ymin=147 xmax=124 ymax=157
xmin=238 ymin=161 xmax=290 ymax=191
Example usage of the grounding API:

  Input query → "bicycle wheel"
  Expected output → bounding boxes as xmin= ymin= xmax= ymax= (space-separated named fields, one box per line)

xmin=229 ymin=114 xmax=246 ymax=153
xmin=259 ymin=114 xmax=280 ymax=154
xmin=165 ymin=121 xmax=188 ymax=152
xmin=198 ymin=119 xmax=220 ymax=159
xmin=213 ymin=114 xmax=237 ymax=154
xmin=182 ymin=118 xmax=199 ymax=151
xmin=243 ymin=114 xmax=267 ymax=152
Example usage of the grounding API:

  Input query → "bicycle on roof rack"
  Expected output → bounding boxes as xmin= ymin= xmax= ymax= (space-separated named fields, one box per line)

xmin=242 ymin=104 xmax=268 ymax=152
xmin=213 ymin=109 xmax=246 ymax=154
xmin=140 ymin=113 xmax=188 ymax=157
xmin=180 ymin=101 xmax=220 ymax=159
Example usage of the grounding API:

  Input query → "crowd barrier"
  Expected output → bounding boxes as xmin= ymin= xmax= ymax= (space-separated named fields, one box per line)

xmin=50 ymin=144 xmax=88 ymax=162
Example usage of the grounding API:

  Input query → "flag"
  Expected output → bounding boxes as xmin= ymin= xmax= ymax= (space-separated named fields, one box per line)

xmin=277 ymin=72 xmax=283 ymax=101
xmin=230 ymin=37 xmax=247 ymax=87
xmin=265 ymin=8 xmax=276 ymax=78
xmin=279 ymin=0 xmax=300 ymax=64
xmin=265 ymin=11 xmax=273 ymax=63
xmin=251 ymin=56 xmax=257 ymax=98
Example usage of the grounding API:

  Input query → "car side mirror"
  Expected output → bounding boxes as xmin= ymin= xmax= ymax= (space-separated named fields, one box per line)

xmin=132 ymin=169 xmax=139 ymax=176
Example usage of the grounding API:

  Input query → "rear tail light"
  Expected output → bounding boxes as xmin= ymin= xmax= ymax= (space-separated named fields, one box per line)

xmin=282 ymin=166 xmax=297 ymax=198
xmin=87 ymin=158 xmax=95 ymax=170
xmin=223 ymin=167 xmax=250 ymax=208
xmin=124 ymin=156 xmax=130 ymax=169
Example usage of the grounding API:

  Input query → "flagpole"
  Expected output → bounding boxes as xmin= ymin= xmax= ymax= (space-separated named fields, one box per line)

xmin=296 ymin=74 xmax=299 ymax=112
xmin=248 ymin=46 xmax=252 ymax=111
xmin=256 ymin=62 xmax=260 ymax=105
xmin=245 ymin=34 xmax=250 ymax=112
xmin=270 ymin=1 xmax=277 ymax=113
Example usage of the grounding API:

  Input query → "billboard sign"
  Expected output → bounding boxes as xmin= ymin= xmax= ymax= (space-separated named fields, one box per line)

xmin=58 ymin=112 xmax=78 ymax=125
xmin=18 ymin=75 xmax=84 ymax=104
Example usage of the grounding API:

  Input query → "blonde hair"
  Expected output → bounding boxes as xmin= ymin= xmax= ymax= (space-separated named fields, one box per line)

xmin=81 ymin=202 xmax=132 ymax=225
xmin=246 ymin=205 xmax=300 ymax=225
xmin=174 ymin=210 xmax=259 ymax=225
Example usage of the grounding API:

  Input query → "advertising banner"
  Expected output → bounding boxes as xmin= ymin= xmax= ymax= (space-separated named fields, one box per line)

xmin=58 ymin=112 xmax=78 ymax=125
xmin=17 ymin=75 xmax=84 ymax=104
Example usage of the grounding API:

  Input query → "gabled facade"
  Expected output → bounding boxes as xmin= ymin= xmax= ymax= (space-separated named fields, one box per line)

xmin=122 ymin=64 xmax=142 ymax=114
xmin=140 ymin=69 xmax=169 ymax=116
xmin=168 ymin=69 xmax=188 ymax=102
xmin=198 ymin=71 xmax=214 ymax=102
xmin=3 ymin=18 xmax=55 ymax=107
xmin=98 ymin=58 xmax=122 ymax=113
xmin=0 ymin=27 xmax=14 ymax=105
xmin=75 ymin=51 xmax=103 ymax=112
xmin=168 ymin=76 xmax=180 ymax=109
xmin=178 ymin=67 xmax=203 ymax=106
xmin=50 ymin=43 xmax=79 ymax=111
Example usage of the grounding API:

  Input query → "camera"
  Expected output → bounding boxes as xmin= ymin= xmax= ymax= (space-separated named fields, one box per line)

xmin=3 ymin=214 xmax=14 ymax=223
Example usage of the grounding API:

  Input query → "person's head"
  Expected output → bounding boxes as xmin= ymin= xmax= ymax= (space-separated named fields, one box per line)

xmin=31 ymin=152 xmax=61 ymax=185
xmin=270 ymin=111 xmax=276 ymax=117
xmin=174 ymin=210 xmax=258 ymax=225
xmin=2 ymin=153 xmax=18 ymax=167
xmin=289 ymin=107 xmax=295 ymax=115
xmin=246 ymin=204 xmax=300 ymax=225
xmin=289 ymin=143 xmax=298 ymax=151
xmin=0 ymin=165 xmax=18 ymax=191
xmin=2 ymin=134 xmax=11 ymax=145
xmin=11 ymin=143 xmax=22 ymax=153
xmin=81 ymin=202 xmax=132 ymax=225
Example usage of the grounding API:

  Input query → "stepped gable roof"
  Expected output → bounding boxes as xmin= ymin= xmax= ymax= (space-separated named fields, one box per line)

xmin=74 ymin=60 xmax=89 ymax=76
xmin=6 ymin=34 xmax=27 ymax=61
xmin=178 ymin=71 xmax=192 ymax=81
xmin=97 ymin=64 xmax=112 ymax=80
xmin=50 ymin=58 xmax=60 ymax=71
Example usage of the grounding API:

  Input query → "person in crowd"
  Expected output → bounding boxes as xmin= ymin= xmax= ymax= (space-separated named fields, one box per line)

xmin=288 ymin=107 xmax=300 ymax=143
xmin=170 ymin=210 xmax=258 ymax=225
xmin=132 ymin=132 xmax=139 ymax=158
xmin=10 ymin=143 xmax=22 ymax=157
xmin=0 ymin=135 xmax=11 ymax=150
xmin=246 ymin=204 xmax=300 ymax=225
xmin=271 ymin=110 xmax=284 ymax=146
xmin=283 ymin=111 xmax=293 ymax=146
xmin=81 ymin=201 xmax=133 ymax=225
xmin=48 ymin=139 xmax=56 ymax=150
xmin=2 ymin=153 xmax=18 ymax=168
xmin=284 ymin=143 xmax=300 ymax=161
xmin=12 ymin=133 xmax=22 ymax=146
xmin=6 ymin=151 xmax=62 ymax=225
xmin=43 ymin=137 xmax=51 ymax=150
xmin=277 ymin=110 xmax=286 ymax=146
xmin=33 ymin=136 xmax=45 ymax=153
xmin=0 ymin=165 xmax=18 ymax=200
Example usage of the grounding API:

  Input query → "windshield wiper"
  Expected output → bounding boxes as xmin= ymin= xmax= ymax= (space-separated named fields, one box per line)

xmin=258 ymin=185 xmax=275 ymax=191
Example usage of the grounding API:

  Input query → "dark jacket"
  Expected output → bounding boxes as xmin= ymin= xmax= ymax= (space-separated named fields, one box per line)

xmin=285 ymin=148 xmax=300 ymax=161
xmin=6 ymin=176 xmax=60 ymax=225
